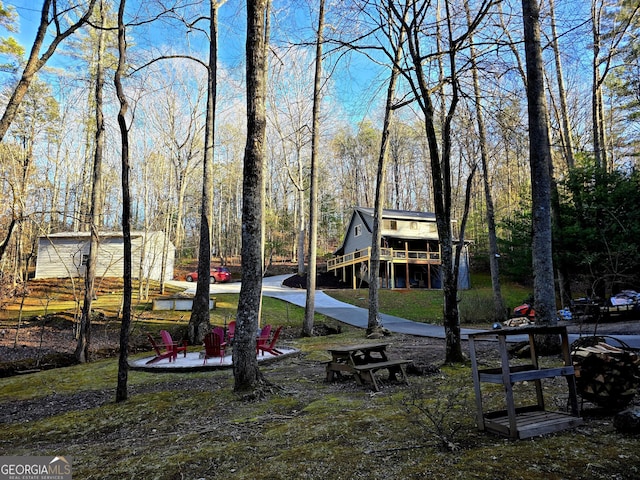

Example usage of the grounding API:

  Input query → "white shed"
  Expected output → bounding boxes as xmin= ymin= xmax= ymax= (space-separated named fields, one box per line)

xmin=35 ymin=231 xmax=175 ymax=282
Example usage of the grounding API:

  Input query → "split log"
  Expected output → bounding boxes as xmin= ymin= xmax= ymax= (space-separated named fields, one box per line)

xmin=572 ymin=339 xmax=640 ymax=410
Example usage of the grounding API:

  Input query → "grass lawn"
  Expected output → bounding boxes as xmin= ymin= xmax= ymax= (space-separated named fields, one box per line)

xmin=326 ymin=273 xmax=533 ymax=324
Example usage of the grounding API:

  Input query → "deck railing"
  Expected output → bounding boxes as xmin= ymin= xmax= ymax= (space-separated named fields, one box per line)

xmin=327 ymin=246 xmax=441 ymax=271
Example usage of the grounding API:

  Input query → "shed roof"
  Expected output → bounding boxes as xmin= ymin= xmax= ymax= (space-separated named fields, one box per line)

xmin=41 ymin=231 xmax=148 ymax=239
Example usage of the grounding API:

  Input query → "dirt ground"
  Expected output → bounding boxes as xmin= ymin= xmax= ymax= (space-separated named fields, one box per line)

xmin=0 ymin=321 xmax=640 ymax=424
xmin=0 ymin=320 xmax=451 ymax=423
xmin=2 ymin=311 xmax=638 ymax=365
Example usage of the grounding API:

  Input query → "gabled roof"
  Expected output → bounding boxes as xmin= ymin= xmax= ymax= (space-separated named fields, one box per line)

xmin=355 ymin=207 xmax=436 ymax=223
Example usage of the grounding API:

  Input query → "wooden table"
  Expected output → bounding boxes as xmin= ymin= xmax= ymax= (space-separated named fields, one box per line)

xmin=468 ymin=325 xmax=582 ymax=439
xmin=325 ymin=342 xmax=410 ymax=391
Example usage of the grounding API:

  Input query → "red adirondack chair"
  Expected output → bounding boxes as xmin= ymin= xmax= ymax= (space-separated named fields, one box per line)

xmin=203 ymin=327 xmax=227 ymax=365
xmin=256 ymin=324 xmax=272 ymax=354
xmin=160 ymin=330 xmax=188 ymax=359
xmin=257 ymin=325 xmax=283 ymax=356
xmin=146 ymin=333 xmax=176 ymax=364
xmin=227 ymin=321 xmax=236 ymax=343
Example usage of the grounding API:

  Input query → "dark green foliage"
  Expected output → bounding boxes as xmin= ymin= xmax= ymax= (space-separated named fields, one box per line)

xmin=557 ymin=164 xmax=640 ymax=298
xmin=497 ymin=208 xmax=533 ymax=284
xmin=498 ymin=164 xmax=640 ymax=297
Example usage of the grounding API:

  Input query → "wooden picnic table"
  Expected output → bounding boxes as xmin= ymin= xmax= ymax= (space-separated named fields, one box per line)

xmin=325 ymin=342 xmax=410 ymax=391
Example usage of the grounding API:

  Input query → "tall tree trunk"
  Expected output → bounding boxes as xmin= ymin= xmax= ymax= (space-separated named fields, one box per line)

xmin=296 ymin=156 xmax=305 ymax=275
xmin=549 ymin=0 xmax=575 ymax=170
xmin=115 ymin=0 xmax=132 ymax=403
xmin=302 ymin=0 xmax=325 ymax=337
xmin=76 ymin=0 xmax=106 ymax=363
xmin=368 ymin=0 xmax=406 ymax=335
xmin=467 ymin=2 xmax=506 ymax=323
xmin=522 ymin=0 xmax=556 ymax=325
xmin=234 ymin=0 xmax=269 ymax=392
xmin=592 ymin=1 xmax=606 ymax=169
xmin=189 ymin=0 xmax=220 ymax=345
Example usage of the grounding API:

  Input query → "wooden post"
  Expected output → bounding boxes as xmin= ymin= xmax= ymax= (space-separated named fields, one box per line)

xmin=427 ymin=242 xmax=432 ymax=289
xmin=390 ymin=249 xmax=395 ymax=289
xmin=405 ymin=241 xmax=410 ymax=288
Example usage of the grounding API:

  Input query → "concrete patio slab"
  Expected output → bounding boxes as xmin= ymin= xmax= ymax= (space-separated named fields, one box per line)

xmin=129 ymin=347 xmax=299 ymax=373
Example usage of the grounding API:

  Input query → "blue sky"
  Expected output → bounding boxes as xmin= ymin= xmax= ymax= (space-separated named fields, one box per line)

xmin=5 ymin=1 xmax=42 ymax=46
xmin=2 ymin=0 xmax=385 ymax=125
xmin=2 ymin=0 xmax=595 ymax=129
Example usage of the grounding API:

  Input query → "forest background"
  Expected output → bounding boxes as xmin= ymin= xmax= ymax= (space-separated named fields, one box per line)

xmin=1 ymin=0 xmax=639 ymax=301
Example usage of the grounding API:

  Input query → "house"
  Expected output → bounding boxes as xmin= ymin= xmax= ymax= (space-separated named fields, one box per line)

xmin=35 ymin=231 xmax=175 ymax=282
xmin=327 ymin=207 xmax=470 ymax=289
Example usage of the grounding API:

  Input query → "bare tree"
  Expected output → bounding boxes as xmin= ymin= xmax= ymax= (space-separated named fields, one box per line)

xmin=466 ymin=1 xmax=506 ymax=323
xmin=233 ymin=0 xmax=269 ymax=392
xmin=368 ymin=0 xmax=407 ymax=335
xmin=591 ymin=0 xmax=640 ymax=170
xmin=76 ymin=0 xmax=106 ymax=363
xmin=390 ymin=0 xmax=492 ymax=362
xmin=302 ymin=0 xmax=325 ymax=337
xmin=266 ymin=47 xmax=314 ymax=273
xmin=0 ymin=80 xmax=58 ymax=270
xmin=189 ymin=0 xmax=228 ymax=345
xmin=115 ymin=0 xmax=132 ymax=403
xmin=0 ymin=0 xmax=97 ymax=142
xmin=548 ymin=0 xmax=575 ymax=170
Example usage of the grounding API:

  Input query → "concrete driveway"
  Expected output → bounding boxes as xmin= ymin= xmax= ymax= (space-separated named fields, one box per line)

xmin=168 ymin=275 xmax=640 ymax=348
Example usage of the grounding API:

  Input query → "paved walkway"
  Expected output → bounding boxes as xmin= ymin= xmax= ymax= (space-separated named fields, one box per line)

xmin=169 ymin=275 xmax=640 ymax=348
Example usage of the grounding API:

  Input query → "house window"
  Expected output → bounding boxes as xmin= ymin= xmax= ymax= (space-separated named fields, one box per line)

xmin=410 ymin=221 xmax=418 ymax=230
xmin=81 ymin=254 xmax=89 ymax=266
xmin=383 ymin=220 xmax=398 ymax=230
xmin=354 ymin=224 xmax=362 ymax=237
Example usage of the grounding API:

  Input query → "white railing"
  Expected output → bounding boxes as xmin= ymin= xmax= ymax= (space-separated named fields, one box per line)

xmin=327 ymin=247 xmax=441 ymax=271
xmin=327 ymin=247 xmax=371 ymax=270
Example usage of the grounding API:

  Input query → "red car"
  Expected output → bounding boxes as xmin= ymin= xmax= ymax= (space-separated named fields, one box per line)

xmin=185 ymin=266 xmax=231 ymax=284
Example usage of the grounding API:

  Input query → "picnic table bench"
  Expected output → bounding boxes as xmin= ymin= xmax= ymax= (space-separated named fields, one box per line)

xmin=325 ymin=342 xmax=411 ymax=391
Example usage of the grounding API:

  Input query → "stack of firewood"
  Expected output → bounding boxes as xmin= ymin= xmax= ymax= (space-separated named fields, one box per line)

xmin=572 ymin=339 xmax=640 ymax=410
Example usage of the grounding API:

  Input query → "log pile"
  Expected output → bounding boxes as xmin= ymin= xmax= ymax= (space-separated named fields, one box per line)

xmin=572 ymin=339 xmax=640 ymax=410
xmin=503 ymin=317 xmax=534 ymax=327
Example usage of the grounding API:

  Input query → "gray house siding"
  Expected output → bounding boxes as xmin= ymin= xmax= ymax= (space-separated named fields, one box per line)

xmin=342 ymin=210 xmax=373 ymax=254
xmin=35 ymin=232 xmax=175 ymax=282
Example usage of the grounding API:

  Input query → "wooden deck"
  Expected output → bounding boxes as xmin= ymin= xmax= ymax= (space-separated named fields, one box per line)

xmin=327 ymin=247 xmax=441 ymax=271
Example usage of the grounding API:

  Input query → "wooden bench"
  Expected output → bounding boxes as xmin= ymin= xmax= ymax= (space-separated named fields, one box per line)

xmin=353 ymin=359 xmax=411 ymax=391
